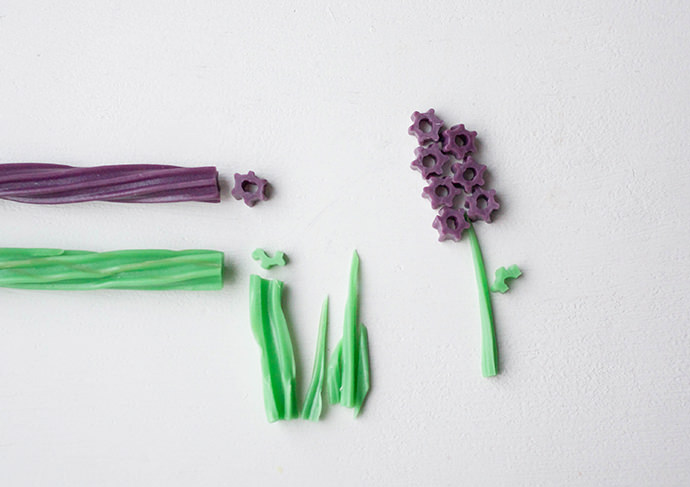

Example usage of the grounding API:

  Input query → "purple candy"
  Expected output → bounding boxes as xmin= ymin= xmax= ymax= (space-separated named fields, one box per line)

xmin=442 ymin=124 xmax=477 ymax=159
xmin=432 ymin=207 xmax=470 ymax=242
xmin=0 ymin=164 xmax=220 ymax=204
xmin=422 ymin=176 xmax=462 ymax=210
xmin=409 ymin=109 xmax=501 ymax=241
xmin=231 ymin=171 xmax=269 ymax=207
xmin=408 ymin=109 xmax=444 ymax=145
xmin=450 ymin=156 xmax=486 ymax=193
xmin=411 ymin=143 xmax=450 ymax=179
xmin=465 ymin=188 xmax=500 ymax=223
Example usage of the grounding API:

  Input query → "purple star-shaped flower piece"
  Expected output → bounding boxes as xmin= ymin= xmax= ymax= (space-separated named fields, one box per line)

xmin=231 ymin=171 xmax=269 ymax=207
xmin=450 ymin=156 xmax=486 ymax=193
xmin=442 ymin=124 xmax=477 ymax=159
xmin=411 ymin=143 xmax=450 ymax=179
xmin=408 ymin=109 xmax=444 ymax=146
xmin=422 ymin=176 xmax=462 ymax=210
xmin=465 ymin=188 xmax=500 ymax=223
xmin=432 ymin=207 xmax=470 ymax=242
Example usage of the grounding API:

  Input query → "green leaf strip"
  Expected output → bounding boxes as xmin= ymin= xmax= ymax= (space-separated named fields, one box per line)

xmin=328 ymin=250 xmax=371 ymax=415
xmin=301 ymin=297 xmax=329 ymax=421
xmin=249 ymin=275 xmax=298 ymax=422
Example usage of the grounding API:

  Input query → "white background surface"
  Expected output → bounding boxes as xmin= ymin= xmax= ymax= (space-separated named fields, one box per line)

xmin=0 ymin=1 xmax=689 ymax=485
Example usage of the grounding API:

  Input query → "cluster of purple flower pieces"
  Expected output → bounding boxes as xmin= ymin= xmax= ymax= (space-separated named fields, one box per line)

xmin=409 ymin=109 xmax=499 ymax=242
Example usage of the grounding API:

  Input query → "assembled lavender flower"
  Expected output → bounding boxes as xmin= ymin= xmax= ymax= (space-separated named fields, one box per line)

xmin=409 ymin=109 xmax=520 ymax=377
xmin=409 ymin=109 xmax=499 ymax=241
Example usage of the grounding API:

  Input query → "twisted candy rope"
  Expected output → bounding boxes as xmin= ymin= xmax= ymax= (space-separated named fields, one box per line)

xmin=0 ymin=164 xmax=220 ymax=204
xmin=0 ymin=248 xmax=224 ymax=290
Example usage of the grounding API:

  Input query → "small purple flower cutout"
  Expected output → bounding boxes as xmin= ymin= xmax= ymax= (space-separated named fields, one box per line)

xmin=465 ymin=188 xmax=500 ymax=223
xmin=450 ymin=156 xmax=486 ymax=193
xmin=422 ymin=176 xmax=462 ymax=210
xmin=432 ymin=207 xmax=470 ymax=242
xmin=231 ymin=171 xmax=269 ymax=207
xmin=408 ymin=109 xmax=444 ymax=145
xmin=442 ymin=124 xmax=477 ymax=160
xmin=411 ymin=143 xmax=450 ymax=179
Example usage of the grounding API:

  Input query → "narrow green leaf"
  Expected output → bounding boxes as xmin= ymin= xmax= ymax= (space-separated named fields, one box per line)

xmin=249 ymin=275 xmax=282 ymax=422
xmin=301 ymin=297 xmax=329 ymax=421
xmin=341 ymin=250 xmax=360 ymax=408
xmin=326 ymin=340 xmax=343 ymax=405
xmin=353 ymin=323 xmax=370 ymax=417
xmin=268 ymin=280 xmax=298 ymax=419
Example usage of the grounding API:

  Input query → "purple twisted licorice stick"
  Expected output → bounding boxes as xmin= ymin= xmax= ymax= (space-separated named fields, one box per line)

xmin=0 ymin=164 xmax=220 ymax=204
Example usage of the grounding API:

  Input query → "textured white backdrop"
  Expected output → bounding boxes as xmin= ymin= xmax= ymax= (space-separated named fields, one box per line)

xmin=1 ymin=1 xmax=689 ymax=485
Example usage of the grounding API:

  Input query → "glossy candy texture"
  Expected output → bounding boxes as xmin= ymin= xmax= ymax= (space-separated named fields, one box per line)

xmin=432 ymin=207 xmax=470 ymax=242
xmin=0 ymin=248 xmax=224 ymax=290
xmin=327 ymin=251 xmax=370 ymax=416
xmin=408 ymin=109 xmax=444 ymax=145
xmin=442 ymin=124 xmax=477 ymax=160
xmin=422 ymin=176 xmax=462 ymax=210
xmin=490 ymin=265 xmax=522 ymax=294
xmin=450 ymin=156 xmax=486 ymax=193
xmin=0 ymin=164 xmax=220 ymax=204
xmin=411 ymin=143 xmax=449 ymax=179
xmin=301 ymin=297 xmax=330 ymax=421
xmin=409 ymin=109 xmax=501 ymax=377
xmin=465 ymin=188 xmax=500 ymax=223
xmin=249 ymin=275 xmax=298 ymax=422
xmin=408 ymin=110 xmax=499 ymax=241
xmin=231 ymin=171 xmax=269 ymax=207
xmin=467 ymin=223 xmax=498 ymax=377
xmin=251 ymin=248 xmax=287 ymax=269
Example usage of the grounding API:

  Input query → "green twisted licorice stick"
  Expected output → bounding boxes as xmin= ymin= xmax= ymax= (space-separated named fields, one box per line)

xmin=0 ymin=248 xmax=224 ymax=290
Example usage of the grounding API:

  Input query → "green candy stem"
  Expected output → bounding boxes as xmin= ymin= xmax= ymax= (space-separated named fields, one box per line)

xmin=466 ymin=223 xmax=499 ymax=377
xmin=0 ymin=248 xmax=224 ymax=290
xmin=301 ymin=297 xmax=329 ymax=421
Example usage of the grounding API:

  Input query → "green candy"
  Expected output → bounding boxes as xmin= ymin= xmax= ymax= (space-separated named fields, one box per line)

xmin=249 ymin=275 xmax=298 ymax=422
xmin=301 ymin=297 xmax=329 ymax=421
xmin=467 ymin=224 xmax=498 ymax=377
xmin=490 ymin=265 xmax=523 ymax=294
xmin=0 ymin=248 xmax=224 ymax=290
xmin=328 ymin=251 xmax=370 ymax=416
